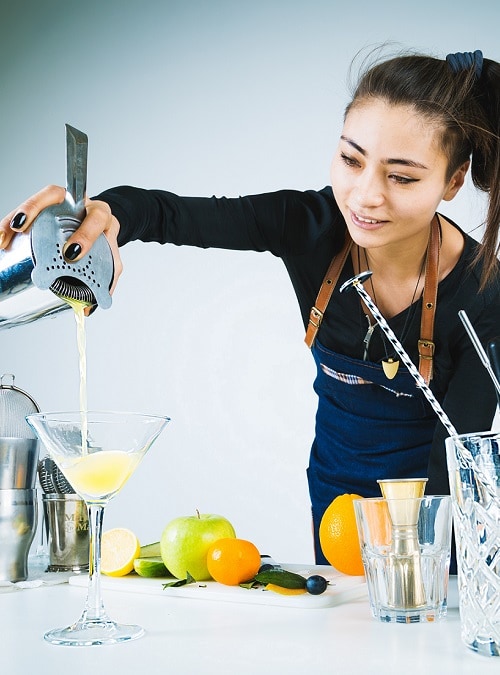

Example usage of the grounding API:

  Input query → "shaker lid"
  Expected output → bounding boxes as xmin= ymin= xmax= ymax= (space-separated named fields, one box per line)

xmin=0 ymin=373 xmax=40 ymax=439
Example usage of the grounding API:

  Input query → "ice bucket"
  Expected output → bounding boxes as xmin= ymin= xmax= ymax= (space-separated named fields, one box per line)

xmin=42 ymin=493 xmax=89 ymax=572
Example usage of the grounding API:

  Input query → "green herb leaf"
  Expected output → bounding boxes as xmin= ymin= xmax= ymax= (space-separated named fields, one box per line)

xmin=162 ymin=571 xmax=196 ymax=588
xmin=254 ymin=569 xmax=307 ymax=589
xmin=239 ymin=580 xmax=262 ymax=589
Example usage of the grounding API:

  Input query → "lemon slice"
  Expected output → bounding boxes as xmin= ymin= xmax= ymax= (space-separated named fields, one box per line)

xmin=265 ymin=583 xmax=307 ymax=596
xmin=101 ymin=528 xmax=141 ymax=577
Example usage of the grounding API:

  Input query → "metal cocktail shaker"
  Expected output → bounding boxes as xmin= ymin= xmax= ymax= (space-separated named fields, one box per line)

xmin=0 ymin=375 xmax=40 ymax=581
xmin=0 ymin=488 xmax=38 ymax=582
xmin=0 ymin=124 xmax=113 ymax=329
xmin=0 ymin=231 xmax=69 ymax=328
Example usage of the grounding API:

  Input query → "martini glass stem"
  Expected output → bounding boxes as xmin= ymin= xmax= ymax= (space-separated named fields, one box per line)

xmin=82 ymin=503 xmax=108 ymax=622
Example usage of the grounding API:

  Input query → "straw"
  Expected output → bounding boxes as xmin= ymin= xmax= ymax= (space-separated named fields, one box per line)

xmin=458 ymin=309 xmax=500 ymax=397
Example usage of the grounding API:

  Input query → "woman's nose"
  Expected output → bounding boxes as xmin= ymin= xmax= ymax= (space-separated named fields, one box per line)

xmin=352 ymin=171 xmax=385 ymax=209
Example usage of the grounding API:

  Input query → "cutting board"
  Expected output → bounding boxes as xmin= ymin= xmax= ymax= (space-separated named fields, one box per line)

xmin=69 ymin=564 xmax=367 ymax=609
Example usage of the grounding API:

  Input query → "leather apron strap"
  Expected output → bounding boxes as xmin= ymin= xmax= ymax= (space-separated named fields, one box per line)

xmin=304 ymin=234 xmax=353 ymax=349
xmin=304 ymin=216 xmax=440 ymax=385
xmin=418 ymin=215 xmax=441 ymax=384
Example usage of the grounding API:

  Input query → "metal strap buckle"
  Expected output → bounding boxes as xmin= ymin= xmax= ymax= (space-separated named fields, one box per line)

xmin=418 ymin=339 xmax=435 ymax=359
xmin=308 ymin=307 xmax=323 ymax=329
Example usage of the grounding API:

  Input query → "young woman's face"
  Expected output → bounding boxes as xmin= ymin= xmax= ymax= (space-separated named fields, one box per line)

xmin=330 ymin=98 xmax=463 ymax=251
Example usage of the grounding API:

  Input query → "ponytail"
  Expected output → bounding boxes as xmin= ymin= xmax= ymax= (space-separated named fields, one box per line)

xmin=470 ymin=56 xmax=500 ymax=287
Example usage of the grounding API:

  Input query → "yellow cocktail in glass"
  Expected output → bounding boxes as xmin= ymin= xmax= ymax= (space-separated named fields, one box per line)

xmin=27 ymin=410 xmax=169 ymax=646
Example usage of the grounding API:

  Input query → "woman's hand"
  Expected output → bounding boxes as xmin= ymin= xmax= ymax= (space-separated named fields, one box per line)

xmin=0 ymin=184 xmax=123 ymax=299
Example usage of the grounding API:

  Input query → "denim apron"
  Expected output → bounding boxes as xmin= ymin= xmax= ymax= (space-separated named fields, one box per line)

xmin=308 ymin=339 xmax=437 ymax=564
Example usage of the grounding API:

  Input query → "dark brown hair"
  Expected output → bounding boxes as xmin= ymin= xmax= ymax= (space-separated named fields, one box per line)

xmin=346 ymin=48 xmax=500 ymax=289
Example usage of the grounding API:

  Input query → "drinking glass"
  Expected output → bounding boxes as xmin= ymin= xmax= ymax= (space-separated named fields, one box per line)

xmin=354 ymin=495 xmax=452 ymax=623
xmin=446 ymin=431 xmax=500 ymax=657
xmin=26 ymin=410 xmax=169 ymax=646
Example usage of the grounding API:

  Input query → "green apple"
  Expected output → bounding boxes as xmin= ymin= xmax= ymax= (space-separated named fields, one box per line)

xmin=160 ymin=512 xmax=236 ymax=580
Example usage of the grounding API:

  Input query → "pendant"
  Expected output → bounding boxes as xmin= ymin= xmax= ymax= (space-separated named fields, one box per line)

xmin=362 ymin=316 xmax=375 ymax=361
xmin=382 ymin=358 xmax=399 ymax=380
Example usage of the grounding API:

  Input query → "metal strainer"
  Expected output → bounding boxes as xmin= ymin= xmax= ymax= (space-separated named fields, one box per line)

xmin=0 ymin=373 xmax=40 ymax=438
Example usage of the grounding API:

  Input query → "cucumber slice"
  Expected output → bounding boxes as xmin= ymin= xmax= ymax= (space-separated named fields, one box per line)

xmin=134 ymin=556 xmax=169 ymax=578
xmin=254 ymin=569 xmax=307 ymax=589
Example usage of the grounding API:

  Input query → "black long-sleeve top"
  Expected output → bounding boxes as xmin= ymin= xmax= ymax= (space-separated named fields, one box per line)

xmin=94 ymin=184 xmax=500 ymax=494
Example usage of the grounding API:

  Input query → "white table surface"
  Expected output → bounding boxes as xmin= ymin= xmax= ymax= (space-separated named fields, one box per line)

xmin=3 ymin=564 xmax=499 ymax=675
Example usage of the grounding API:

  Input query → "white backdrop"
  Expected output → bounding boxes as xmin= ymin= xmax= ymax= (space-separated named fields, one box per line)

xmin=1 ymin=0 xmax=499 ymax=563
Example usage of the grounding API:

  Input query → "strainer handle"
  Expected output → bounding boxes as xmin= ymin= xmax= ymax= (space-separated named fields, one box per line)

xmin=0 ymin=372 xmax=41 ymax=412
xmin=0 ymin=373 xmax=15 ymax=387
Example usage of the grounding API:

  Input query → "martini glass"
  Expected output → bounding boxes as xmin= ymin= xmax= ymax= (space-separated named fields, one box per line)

xmin=26 ymin=410 xmax=170 ymax=646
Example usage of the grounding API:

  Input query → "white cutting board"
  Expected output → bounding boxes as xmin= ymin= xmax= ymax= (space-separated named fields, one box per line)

xmin=69 ymin=564 xmax=367 ymax=609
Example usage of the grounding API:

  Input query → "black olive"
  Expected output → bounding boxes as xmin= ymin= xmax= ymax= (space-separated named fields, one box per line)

xmin=305 ymin=575 xmax=328 ymax=595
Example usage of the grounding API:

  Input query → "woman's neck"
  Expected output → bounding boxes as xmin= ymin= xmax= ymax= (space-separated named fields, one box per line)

xmin=353 ymin=215 xmax=465 ymax=319
xmin=357 ymin=230 xmax=431 ymax=319
xmin=365 ymin=228 xmax=430 ymax=282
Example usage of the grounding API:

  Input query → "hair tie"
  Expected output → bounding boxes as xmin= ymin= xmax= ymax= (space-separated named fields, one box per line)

xmin=446 ymin=50 xmax=483 ymax=79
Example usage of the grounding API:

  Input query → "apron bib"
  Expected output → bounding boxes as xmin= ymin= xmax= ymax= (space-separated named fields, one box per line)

xmin=308 ymin=340 xmax=437 ymax=564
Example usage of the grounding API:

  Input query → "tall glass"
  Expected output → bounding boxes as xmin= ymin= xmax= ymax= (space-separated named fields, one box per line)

xmin=26 ymin=410 xmax=170 ymax=646
xmin=446 ymin=431 xmax=500 ymax=657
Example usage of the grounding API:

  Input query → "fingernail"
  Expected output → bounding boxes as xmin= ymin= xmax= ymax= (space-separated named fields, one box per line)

xmin=64 ymin=242 xmax=82 ymax=261
xmin=10 ymin=212 xmax=27 ymax=230
xmin=0 ymin=233 xmax=5 ymax=248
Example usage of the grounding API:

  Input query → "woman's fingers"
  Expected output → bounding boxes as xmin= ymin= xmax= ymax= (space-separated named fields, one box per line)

xmin=105 ymin=216 xmax=123 ymax=295
xmin=62 ymin=198 xmax=123 ymax=295
xmin=1 ymin=188 xmax=123 ymax=303
xmin=0 ymin=185 xmax=66 ymax=249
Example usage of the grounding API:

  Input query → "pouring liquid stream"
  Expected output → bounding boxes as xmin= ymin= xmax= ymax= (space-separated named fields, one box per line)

xmin=65 ymin=298 xmax=88 ymax=455
xmin=62 ymin=297 xmax=140 ymax=500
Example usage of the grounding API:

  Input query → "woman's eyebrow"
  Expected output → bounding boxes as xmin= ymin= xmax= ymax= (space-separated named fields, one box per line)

xmin=341 ymin=135 xmax=365 ymax=155
xmin=340 ymin=135 xmax=429 ymax=170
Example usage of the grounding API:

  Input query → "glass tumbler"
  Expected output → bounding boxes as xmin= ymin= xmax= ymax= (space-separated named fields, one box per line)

xmin=354 ymin=495 xmax=452 ymax=623
xmin=446 ymin=431 xmax=500 ymax=657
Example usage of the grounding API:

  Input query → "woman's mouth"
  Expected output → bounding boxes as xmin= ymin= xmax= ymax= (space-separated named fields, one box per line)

xmin=350 ymin=211 xmax=386 ymax=230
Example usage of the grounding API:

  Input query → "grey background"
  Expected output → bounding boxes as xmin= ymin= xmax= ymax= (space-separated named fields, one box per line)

xmin=1 ymin=0 xmax=498 ymax=562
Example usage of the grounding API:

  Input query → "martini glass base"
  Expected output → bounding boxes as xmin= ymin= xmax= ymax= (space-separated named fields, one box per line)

xmin=44 ymin=617 xmax=145 ymax=646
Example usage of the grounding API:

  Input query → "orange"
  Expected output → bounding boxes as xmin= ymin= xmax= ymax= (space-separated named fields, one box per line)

xmin=319 ymin=494 xmax=365 ymax=576
xmin=206 ymin=537 xmax=261 ymax=585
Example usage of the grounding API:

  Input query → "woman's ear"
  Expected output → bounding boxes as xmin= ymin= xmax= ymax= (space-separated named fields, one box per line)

xmin=443 ymin=160 xmax=470 ymax=201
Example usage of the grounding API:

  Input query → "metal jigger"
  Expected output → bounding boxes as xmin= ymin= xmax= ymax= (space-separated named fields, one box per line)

xmin=378 ymin=478 xmax=428 ymax=610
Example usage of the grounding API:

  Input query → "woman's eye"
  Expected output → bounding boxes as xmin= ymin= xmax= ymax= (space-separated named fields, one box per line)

xmin=339 ymin=152 xmax=419 ymax=185
xmin=340 ymin=152 xmax=359 ymax=167
xmin=390 ymin=174 xmax=419 ymax=185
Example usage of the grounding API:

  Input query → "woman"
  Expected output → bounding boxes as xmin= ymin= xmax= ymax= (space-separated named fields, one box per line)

xmin=2 ymin=48 xmax=500 ymax=563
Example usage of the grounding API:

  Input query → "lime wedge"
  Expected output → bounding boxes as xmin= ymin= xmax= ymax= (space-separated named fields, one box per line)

xmin=134 ymin=556 xmax=169 ymax=578
xmin=139 ymin=541 xmax=162 ymax=558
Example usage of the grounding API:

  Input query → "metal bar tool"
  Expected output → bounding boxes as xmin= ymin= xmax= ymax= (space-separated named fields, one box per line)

xmin=340 ymin=271 xmax=498 ymax=501
xmin=30 ymin=124 xmax=113 ymax=309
